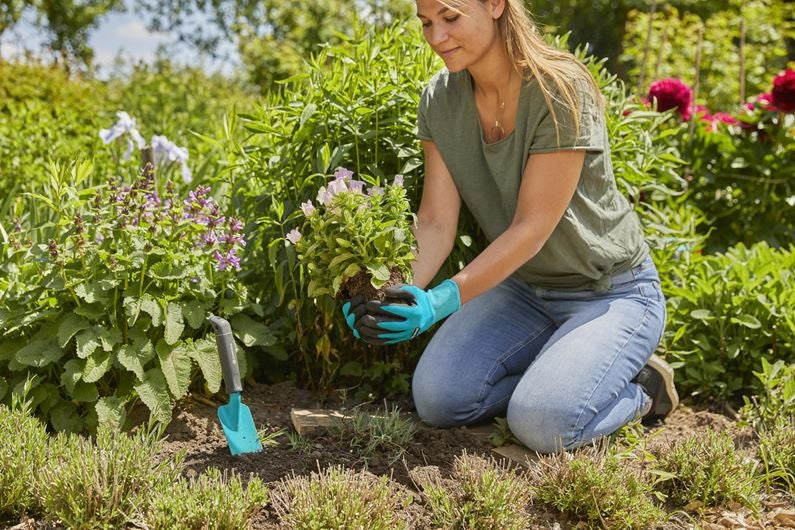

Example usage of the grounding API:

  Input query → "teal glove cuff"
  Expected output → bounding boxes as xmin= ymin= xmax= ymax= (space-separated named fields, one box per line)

xmin=427 ymin=279 xmax=461 ymax=322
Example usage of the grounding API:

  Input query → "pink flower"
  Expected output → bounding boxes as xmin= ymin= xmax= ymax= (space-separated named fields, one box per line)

xmin=285 ymin=229 xmax=302 ymax=245
xmin=772 ymin=68 xmax=795 ymax=112
xmin=648 ymin=78 xmax=693 ymax=120
xmin=746 ymin=92 xmax=778 ymax=112
xmin=300 ymin=200 xmax=316 ymax=216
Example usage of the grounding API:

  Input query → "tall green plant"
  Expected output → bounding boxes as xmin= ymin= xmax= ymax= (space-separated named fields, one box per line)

xmin=0 ymin=161 xmax=275 ymax=431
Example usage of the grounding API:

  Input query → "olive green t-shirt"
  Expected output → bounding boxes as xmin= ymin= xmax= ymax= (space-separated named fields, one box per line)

xmin=417 ymin=68 xmax=649 ymax=291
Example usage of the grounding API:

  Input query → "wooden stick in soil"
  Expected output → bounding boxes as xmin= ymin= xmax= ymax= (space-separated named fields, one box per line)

xmin=687 ymin=24 xmax=704 ymax=149
xmin=739 ymin=18 xmax=746 ymax=107
xmin=637 ymin=0 xmax=659 ymax=93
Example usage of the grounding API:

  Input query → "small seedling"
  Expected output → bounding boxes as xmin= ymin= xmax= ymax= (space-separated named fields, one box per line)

xmin=487 ymin=417 xmax=520 ymax=447
xmin=258 ymin=427 xmax=287 ymax=448
xmin=287 ymin=430 xmax=313 ymax=454
xmin=335 ymin=404 xmax=417 ymax=465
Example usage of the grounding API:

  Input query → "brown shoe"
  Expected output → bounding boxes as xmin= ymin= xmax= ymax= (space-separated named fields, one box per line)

xmin=634 ymin=354 xmax=679 ymax=423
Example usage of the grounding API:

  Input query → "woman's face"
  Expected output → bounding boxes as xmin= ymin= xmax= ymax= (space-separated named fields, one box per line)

xmin=416 ymin=0 xmax=501 ymax=73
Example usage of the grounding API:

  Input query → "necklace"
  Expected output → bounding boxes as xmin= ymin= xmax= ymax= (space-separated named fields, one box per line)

xmin=488 ymin=100 xmax=507 ymax=142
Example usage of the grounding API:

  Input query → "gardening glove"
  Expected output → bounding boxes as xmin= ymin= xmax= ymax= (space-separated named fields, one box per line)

xmin=356 ymin=279 xmax=461 ymax=345
xmin=341 ymin=295 xmax=366 ymax=339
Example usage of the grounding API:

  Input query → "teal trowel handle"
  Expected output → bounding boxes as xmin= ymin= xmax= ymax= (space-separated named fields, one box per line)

xmin=209 ymin=315 xmax=242 ymax=394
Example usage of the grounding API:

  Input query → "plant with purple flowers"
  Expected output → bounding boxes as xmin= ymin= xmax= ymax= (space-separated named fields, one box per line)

xmin=287 ymin=168 xmax=416 ymax=302
xmin=0 ymin=161 xmax=274 ymax=432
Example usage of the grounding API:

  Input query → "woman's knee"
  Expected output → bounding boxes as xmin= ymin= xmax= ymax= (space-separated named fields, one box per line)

xmin=412 ymin=369 xmax=478 ymax=428
xmin=506 ymin=397 xmax=579 ymax=453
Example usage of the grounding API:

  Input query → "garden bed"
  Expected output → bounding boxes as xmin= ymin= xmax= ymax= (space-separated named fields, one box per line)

xmin=153 ymin=381 xmax=794 ymax=529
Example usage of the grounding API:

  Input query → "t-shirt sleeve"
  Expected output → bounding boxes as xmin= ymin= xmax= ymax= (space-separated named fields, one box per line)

xmin=528 ymin=79 xmax=605 ymax=154
xmin=417 ymin=85 xmax=433 ymax=141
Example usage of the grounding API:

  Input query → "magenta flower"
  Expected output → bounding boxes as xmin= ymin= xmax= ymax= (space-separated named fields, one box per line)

xmin=286 ymin=229 xmax=302 ymax=245
xmin=648 ymin=78 xmax=693 ymax=120
xmin=772 ymin=68 xmax=795 ymax=112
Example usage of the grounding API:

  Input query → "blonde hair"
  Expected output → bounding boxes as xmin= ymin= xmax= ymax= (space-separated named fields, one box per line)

xmin=442 ymin=0 xmax=604 ymax=144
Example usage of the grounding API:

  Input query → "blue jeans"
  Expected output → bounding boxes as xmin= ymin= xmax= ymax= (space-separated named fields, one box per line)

xmin=412 ymin=257 xmax=666 ymax=453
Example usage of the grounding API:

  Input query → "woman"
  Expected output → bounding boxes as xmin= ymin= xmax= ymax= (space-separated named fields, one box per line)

xmin=343 ymin=0 xmax=678 ymax=453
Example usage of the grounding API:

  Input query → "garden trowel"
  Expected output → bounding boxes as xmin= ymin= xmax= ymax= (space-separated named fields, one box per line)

xmin=209 ymin=315 xmax=263 ymax=455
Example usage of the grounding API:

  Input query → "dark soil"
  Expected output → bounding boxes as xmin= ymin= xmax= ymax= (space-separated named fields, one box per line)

xmin=335 ymin=266 xmax=406 ymax=301
xmin=154 ymin=381 xmax=795 ymax=530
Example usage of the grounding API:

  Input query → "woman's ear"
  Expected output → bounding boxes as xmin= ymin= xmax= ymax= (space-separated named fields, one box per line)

xmin=488 ymin=0 xmax=506 ymax=19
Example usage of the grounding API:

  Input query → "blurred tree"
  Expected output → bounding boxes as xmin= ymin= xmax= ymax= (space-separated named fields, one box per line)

xmin=0 ymin=0 xmax=123 ymax=69
xmin=529 ymin=0 xmax=735 ymax=78
xmin=133 ymin=0 xmax=414 ymax=90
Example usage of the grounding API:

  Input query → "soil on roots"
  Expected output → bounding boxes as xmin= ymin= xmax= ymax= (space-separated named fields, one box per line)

xmin=335 ymin=266 xmax=406 ymax=301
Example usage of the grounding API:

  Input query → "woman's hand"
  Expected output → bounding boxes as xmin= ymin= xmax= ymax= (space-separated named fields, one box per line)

xmin=356 ymin=279 xmax=461 ymax=345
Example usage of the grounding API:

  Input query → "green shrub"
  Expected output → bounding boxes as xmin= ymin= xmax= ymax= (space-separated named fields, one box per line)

xmin=663 ymin=241 xmax=795 ymax=401
xmin=36 ymin=426 xmax=183 ymax=529
xmin=0 ymin=392 xmax=49 ymax=519
xmin=147 ymin=467 xmax=267 ymax=530
xmin=529 ymin=446 xmax=665 ymax=529
xmin=652 ymin=430 xmax=760 ymax=512
xmin=740 ymin=358 xmax=795 ymax=430
xmin=0 ymin=161 xmax=274 ymax=431
xmin=270 ymin=466 xmax=410 ymax=529
xmin=411 ymin=453 xmax=531 ymax=530
xmin=757 ymin=416 xmax=795 ymax=493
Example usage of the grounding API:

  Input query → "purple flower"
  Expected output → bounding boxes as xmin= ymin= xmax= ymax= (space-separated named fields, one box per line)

xmin=349 ymin=180 xmax=365 ymax=194
xmin=300 ymin=201 xmax=316 ymax=216
xmin=368 ymin=186 xmax=384 ymax=196
xmin=316 ymin=186 xmax=333 ymax=206
xmin=327 ymin=178 xmax=347 ymax=196
xmin=213 ymin=249 xmax=242 ymax=272
xmin=394 ymin=175 xmax=404 ymax=187
xmin=202 ymin=231 xmax=217 ymax=246
xmin=286 ymin=229 xmax=302 ymax=245
xmin=228 ymin=217 xmax=243 ymax=233
xmin=334 ymin=167 xmax=354 ymax=181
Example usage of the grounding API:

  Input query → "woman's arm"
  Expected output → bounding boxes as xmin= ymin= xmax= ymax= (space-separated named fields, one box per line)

xmin=451 ymin=149 xmax=585 ymax=304
xmin=411 ymin=139 xmax=462 ymax=289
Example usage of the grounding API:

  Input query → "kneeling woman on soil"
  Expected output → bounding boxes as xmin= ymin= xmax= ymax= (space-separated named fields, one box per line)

xmin=343 ymin=0 xmax=679 ymax=453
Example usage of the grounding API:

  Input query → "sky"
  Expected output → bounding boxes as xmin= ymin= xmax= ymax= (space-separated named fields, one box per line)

xmin=0 ymin=5 xmax=240 ymax=79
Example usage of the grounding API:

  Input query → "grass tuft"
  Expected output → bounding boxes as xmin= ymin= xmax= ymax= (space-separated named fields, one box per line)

xmin=411 ymin=452 xmax=531 ymax=530
xmin=757 ymin=416 xmax=795 ymax=493
xmin=271 ymin=466 xmax=411 ymax=529
xmin=335 ymin=405 xmax=417 ymax=464
xmin=651 ymin=430 xmax=760 ymax=512
xmin=529 ymin=444 xmax=665 ymax=529
xmin=0 ymin=400 xmax=49 ymax=520
xmin=147 ymin=467 xmax=267 ymax=529
xmin=36 ymin=426 xmax=183 ymax=529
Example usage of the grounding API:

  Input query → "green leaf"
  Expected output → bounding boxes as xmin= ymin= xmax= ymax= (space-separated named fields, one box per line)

xmin=182 ymin=301 xmax=207 ymax=329
xmin=230 ymin=313 xmax=276 ymax=347
xmin=61 ymin=359 xmax=85 ymax=395
xmin=75 ymin=327 xmax=100 ymax=359
xmin=57 ymin=314 xmax=90 ymax=348
xmin=95 ymin=397 xmax=127 ymax=431
xmin=98 ymin=327 xmax=122 ymax=352
xmin=186 ymin=338 xmax=222 ymax=394
xmin=0 ymin=336 xmax=25 ymax=362
xmin=130 ymin=294 xmax=162 ymax=327
xmin=15 ymin=338 xmax=63 ymax=367
xmin=157 ymin=340 xmax=192 ymax=399
xmin=74 ymin=280 xmax=110 ymax=304
xmin=368 ymin=263 xmax=390 ymax=281
xmin=0 ymin=376 xmax=7 ymax=401
xmin=82 ymin=351 xmax=112 ymax=383
xmin=730 ymin=314 xmax=762 ymax=329
xmin=49 ymin=401 xmax=83 ymax=433
xmin=164 ymin=302 xmax=185 ymax=345
xmin=148 ymin=262 xmax=188 ymax=280
xmin=690 ymin=309 xmax=713 ymax=320
xmin=117 ymin=341 xmax=154 ymax=381
xmin=71 ymin=381 xmax=99 ymax=403
xmin=340 ymin=362 xmax=363 ymax=377
xmin=134 ymin=369 xmax=172 ymax=424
